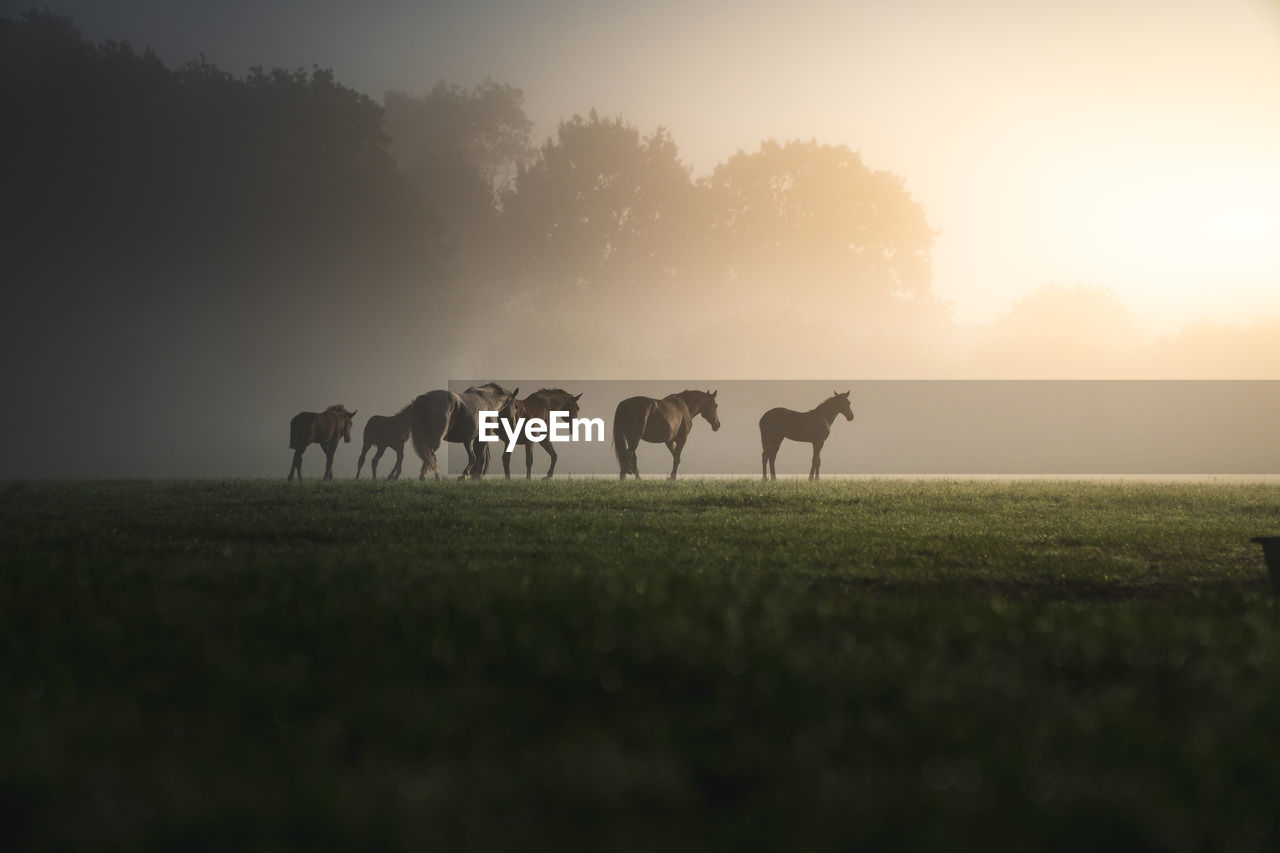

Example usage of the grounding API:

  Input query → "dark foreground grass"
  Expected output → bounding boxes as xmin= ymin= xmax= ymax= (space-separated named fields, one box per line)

xmin=3 ymin=478 xmax=1280 ymax=851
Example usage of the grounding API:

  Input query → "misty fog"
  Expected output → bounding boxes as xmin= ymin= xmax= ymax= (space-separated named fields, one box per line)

xmin=3 ymin=11 xmax=1278 ymax=477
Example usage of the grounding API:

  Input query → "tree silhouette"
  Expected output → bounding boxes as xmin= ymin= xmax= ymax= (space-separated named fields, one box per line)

xmin=385 ymin=80 xmax=534 ymax=199
xmin=498 ymin=111 xmax=699 ymax=324
xmin=1 ymin=10 xmax=450 ymax=476
xmin=705 ymin=139 xmax=937 ymax=311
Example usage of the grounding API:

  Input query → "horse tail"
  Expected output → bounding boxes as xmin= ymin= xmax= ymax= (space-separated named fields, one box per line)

xmin=288 ymin=414 xmax=308 ymax=450
xmin=410 ymin=397 xmax=447 ymax=465
xmin=612 ymin=404 xmax=628 ymax=472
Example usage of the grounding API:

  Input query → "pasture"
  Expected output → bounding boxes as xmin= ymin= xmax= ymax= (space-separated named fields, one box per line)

xmin=3 ymin=478 xmax=1280 ymax=851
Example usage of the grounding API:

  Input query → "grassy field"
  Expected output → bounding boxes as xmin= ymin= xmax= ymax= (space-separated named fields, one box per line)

xmin=3 ymin=478 xmax=1280 ymax=851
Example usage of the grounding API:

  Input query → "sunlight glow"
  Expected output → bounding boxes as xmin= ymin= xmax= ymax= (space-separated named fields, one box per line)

xmin=1041 ymin=153 xmax=1280 ymax=281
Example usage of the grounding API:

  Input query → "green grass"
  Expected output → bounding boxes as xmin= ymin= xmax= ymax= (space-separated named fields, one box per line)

xmin=3 ymin=479 xmax=1280 ymax=851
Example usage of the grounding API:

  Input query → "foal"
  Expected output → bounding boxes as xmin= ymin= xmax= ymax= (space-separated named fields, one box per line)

xmin=759 ymin=391 xmax=853 ymax=481
xmin=356 ymin=405 xmax=412 ymax=480
xmin=288 ymin=405 xmax=357 ymax=481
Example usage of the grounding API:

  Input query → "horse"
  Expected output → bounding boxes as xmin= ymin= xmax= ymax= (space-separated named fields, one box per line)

xmin=409 ymin=382 xmax=517 ymax=480
xmin=759 ymin=391 xmax=853 ymax=481
xmin=499 ymin=388 xmax=584 ymax=480
xmin=612 ymin=390 xmax=720 ymax=480
xmin=288 ymin=405 xmax=357 ymax=481
xmin=355 ymin=404 xmax=412 ymax=480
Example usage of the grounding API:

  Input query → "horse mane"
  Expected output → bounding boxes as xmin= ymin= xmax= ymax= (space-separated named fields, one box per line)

xmin=467 ymin=382 xmax=511 ymax=396
xmin=395 ymin=402 xmax=412 ymax=415
xmin=534 ymin=387 xmax=570 ymax=398
xmin=325 ymin=404 xmax=352 ymax=414
xmin=815 ymin=395 xmax=843 ymax=413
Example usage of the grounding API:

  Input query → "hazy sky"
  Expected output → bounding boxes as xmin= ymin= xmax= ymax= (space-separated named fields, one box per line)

xmin=20 ymin=0 xmax=1280 ymax=333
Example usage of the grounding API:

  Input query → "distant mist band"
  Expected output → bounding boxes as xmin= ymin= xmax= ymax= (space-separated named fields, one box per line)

xmin=449 ymin=380 xmax=1280 ymax=476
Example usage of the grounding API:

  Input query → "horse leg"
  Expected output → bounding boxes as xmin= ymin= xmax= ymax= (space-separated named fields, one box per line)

xmin=460 ymin=442 xmax=477 ymax=480
xmin=668 ymin=438 xmax=686 ymax=480
xmin=356 ymin=440 xmax=371 ymax=479
xmin=809 ymin=441 xmax=824 ymax=481
xmin=371 ymin=446 xmax=387 ymax=480
xmin=323 ymin=441 xmax=337 ymax=481
xmin=389 ymin=447 xmax=403 ymax=481
xmin=502 ymin=448 xmax=513 ymax=479
xmin=467 ymin=441 xmax=489 ymax=479
xmin=288 ymin=448 xmax=303 ymax=481
xmin=767 ymin=442 xmax=782 ymax=481
xmin=630 ymin=437 xmax=641 ymax=479
xmin=540 ymin=439 xmax=556 ymax=480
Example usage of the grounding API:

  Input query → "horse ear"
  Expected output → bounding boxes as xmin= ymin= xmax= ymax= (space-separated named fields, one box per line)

xmin=511 ymin=387 xmax=520 ymax=398
xmin=710 ymin=389 xmax=717 ymax=398
xmin=350 ymin=409 xmax=358 ymax=417
xmin=843 ymin=390 xmax=851 ymax=397
xmin=573 ymin=392 xmax=583 ymax=401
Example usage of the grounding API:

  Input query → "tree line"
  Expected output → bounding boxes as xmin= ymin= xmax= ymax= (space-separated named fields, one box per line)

xmin=2 ymin=10 xmax=1274 ymax=476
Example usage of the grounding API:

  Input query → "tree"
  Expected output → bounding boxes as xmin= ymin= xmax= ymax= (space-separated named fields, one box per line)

xmin=966 ymin=285 xmax=1145 ymax=377
xmin=383 ymin=80 xmax=534 ymax=230
xmin=704 ymin=139 xmax=937 ymax=311
xmin=385 ymin=80 xmax=533 ymax=194
xmin=0 ymin=10 xmax=450 ymax=475
xmin=498 ymin=111 xmax=699 ymax=318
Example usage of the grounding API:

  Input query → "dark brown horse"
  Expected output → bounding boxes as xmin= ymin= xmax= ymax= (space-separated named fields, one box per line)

xmin=759 ymin=391 xmax=853 ymax=481
xmin=612 ymin=390 xmax=720 ymax=480
xmin=409 ymin=382 xmax=517 ymax=480
xmin=355 ymin=404 xmax=411 ymax=480
xmin=288 ymin=405 xmax=357 ymax=481
xmin=499 ymin=388 xmax=584 ymax=480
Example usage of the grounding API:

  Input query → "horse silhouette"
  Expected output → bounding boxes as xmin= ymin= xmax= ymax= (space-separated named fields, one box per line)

xmin=612 ymin=390 xmax=720 ymax=480
xmin=409 ymin=382 xmax=517 ymax=480
xmin=499 ymin=388 xmax=584 ymax=479
xmin=759 ymin=391 xmax=853 ymax=481
xmin=288 ymin=405 xmax=357 ymax=481
xmin=355 ymin=404 xmax=411 ymax=480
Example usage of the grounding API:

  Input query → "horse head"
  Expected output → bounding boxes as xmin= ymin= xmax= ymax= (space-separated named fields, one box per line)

xmin=834 ymin=390 xmax=854 ymax=421
xmin=702 ymin=389 xmax=721 ymax=432
xmin=499 ymin=391 xmax=524 ymax=422
xmin=343 ymin=409 xmax=357 ymax=442
xmin=568 ymin=391 xmax=583 ymax=420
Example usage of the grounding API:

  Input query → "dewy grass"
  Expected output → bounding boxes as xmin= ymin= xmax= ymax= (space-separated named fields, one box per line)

xmin=2 ymin=479 xmax=1279 ymax=851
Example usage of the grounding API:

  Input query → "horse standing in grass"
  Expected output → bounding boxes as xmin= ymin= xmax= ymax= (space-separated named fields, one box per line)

xmin=499 ymin=388 xmax=584 ymax=480
xmin=409 ymin=382 xmax=517 ymax=480
xmin=356 ymin=405 xmax=412 ymax=480
xmin=288 ymin=405 xmax=357 ymax=481
xmin=612 ymin=390 xmax=720 ymax=480
xmin=759 ymin=391 xmax=853 ymax=481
